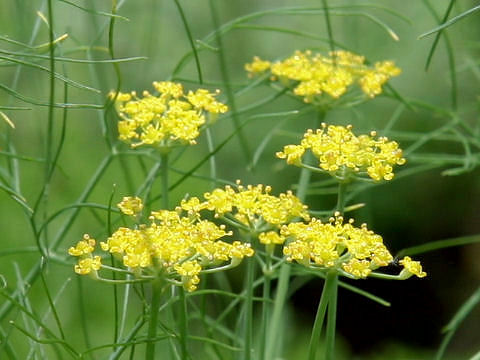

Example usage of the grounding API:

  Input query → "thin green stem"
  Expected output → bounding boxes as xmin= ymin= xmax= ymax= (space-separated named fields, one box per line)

xmin=335 ymin=181 xmax=348 ymax=214
xmin=324 ymin=273 xmax=338 ymax=360
xmin=435 ymin=285 xmax=480 ymax=360
xmin=267 ymin=111 xmax=325 ymax=358
xmin=243 ymin=255 xmax=255 ymax=360
xmin=435 ymin=330 xmax=455 ymax=360
xmin=205 ymin=128 xmax=217 ymax=189
xmin=107 ymin=188 xmax=120 ymax=350
xmin=98 ymin=0 xmax=121 ymax=151
xmin=0 ymin=155 xmax=113 ymax=320
xmin=172 ymin=0 xmax=202 ymax=84
xmin=146 ymin=278 xmax=163 ymax=360
xmin=160 ymin=153 xmax=169 ymax=210
xmin=76 ymin=278 xmax=92 ymax=353
xmin=208 ymin=0 xmax=251 ymax=162
xmin=259 ymin=249 xmax=273 ymax=360
xmin=296 ymin=161 xmax=314 ymax=204
xmin=321 ymin=0 xmax=335 ymax=55
xmin=307 ymin=271 xmax=336 ymax=360
xmin=178 ymin=288 xmax=189 ymax=359
xmin=265 ymin=263 xmax=290 ymax=359
xmin=45 ymin=0 xmax=55 ymax=181
xmin=321 ymin=177 xmax=347 ymax=360
xmin=422 ymin=0 xmax=457 ymax=110
xmin=40 ymin=263 xmax=65 ymax=340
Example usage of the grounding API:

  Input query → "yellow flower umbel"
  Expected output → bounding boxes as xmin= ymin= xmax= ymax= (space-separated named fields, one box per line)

xmin=282 ymin=213 xmax=426 ymax=279
xmin=69 ymin=203 xmax=253 ymax=292
xmin=277 ymin=123 xmax=406 ymax=181
xmin=112 ymin=81 xmax=228 ymax=149
xmin=245 ymin=50 xmax=401 ymax=105
xmin=177 ymin=182 xmax=309 ymax=251
xmin=201 ymin=182 xmax=310 ymax=248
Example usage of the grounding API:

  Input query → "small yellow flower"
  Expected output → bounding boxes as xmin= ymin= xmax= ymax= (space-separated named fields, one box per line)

xmin=399 ymin=256 xmax=427 ymax=278
xmin=179 ymin=197 xmax=207 ymax=214
xmin=229 ymin=241 xmax=255 ymax=259
xmin=342 ymin=258 xmax=372 ymax=278
xmin=74 ymin=256 xmax=102 ymax=275
xmin=259 ymin=231 xmax=285 ymax=245
xmin=245 ymin=56 xmax=271 ymax=76
xmin=187 ymin=89 xmax=228 ymax=114
xmin=152 ymin=81 xmax=184 ymax=98
xmin=276 ymin=145 xmax=305 ymax=166
xmin=117 ymin=196 xmax=144 ymax=216
xmin=68 ymin=234 xmax=96 ymax=256
xmin=175 ymin=261 xmax=202 ymax=292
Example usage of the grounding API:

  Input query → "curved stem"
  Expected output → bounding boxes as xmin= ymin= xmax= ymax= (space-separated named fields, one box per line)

xmin=172 ymin=0 xmax=203 ymax=84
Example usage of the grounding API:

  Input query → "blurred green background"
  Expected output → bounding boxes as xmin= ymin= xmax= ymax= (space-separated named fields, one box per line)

xmin=1 ymin=0 xmax=480 ymax=359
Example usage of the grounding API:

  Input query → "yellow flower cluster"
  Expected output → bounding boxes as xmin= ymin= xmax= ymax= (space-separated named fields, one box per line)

xmin=201 ymin=182 xmax=309 ymax=245
xmin=68 ymin=234 xmax=102 ymax=275
xmin=177 ymin=182 xmax=309 ymax=249
xmin=277 ymin=123 xmax=406 ymax=181
xmin=113 ymin=81 xmax=228 ymax=149
xmin=202 ymin=182 xmax=309 ymax=225
xmin=282 ymin=213 xmax=426 ymax=279
xmin=69 ymin=200 xmax=253 ymax=292
xmin=117 ymin=196 xmax=144 ymax=216
xmin=399 ymin=256 xmax=427 ymax=278
xmin=245 ymin=50 xmax=401 ymax=102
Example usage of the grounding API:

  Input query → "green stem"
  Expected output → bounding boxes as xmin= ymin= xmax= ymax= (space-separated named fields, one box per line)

xmin=160 ymin=153 xmax=169 ymax=209
xmin=160 ymin=152 xmax=189 ymax=358
xmin=172 ymin=0 xmax=203 ymax=84
xmin=321 ymin=178 xmax=347 ymax=360
xmin=208 ymin=0 xmax=251 ymax=162
xmin=259 ymin=250 xmax=272 ymax=360
xmin=264 ymin=263 xmax=290 ymax=359
xmin=243 ymin=255 xmax=255 ymax=360
xmin=267 ymin=111 xmax=326 ymax=358
xmin=335 ymin=181 xmax=347 ymax=214
xmin=321 ymin=0 xmax=335 ymax=56
xmin=205 ymin=128 xmax=217 ymax=189
xmin=178 ymin=288 xmax=189 ymax=359
xmin=296 ymin=161 xmax=313 ymax=203
xmin=307 ymin=271 xmax=337 ymax=360
xmin=324 ymin=273 xmax=338 ymax=360
xmin=45 ymin=0 xmax=55 ymax=181
xmin=146 ymin=278 xmax=163 ymax=360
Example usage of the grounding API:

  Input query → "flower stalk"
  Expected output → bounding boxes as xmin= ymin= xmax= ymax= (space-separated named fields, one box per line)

xmin=146 ymin=277 xmax=164 ymax=360
xmin=307 ymin=270 xmax=337 ymax=360
xmin=243 ymin=244 xmax=255 ymax=360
